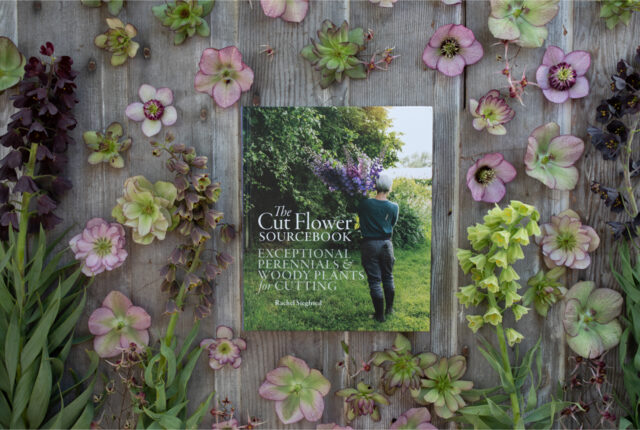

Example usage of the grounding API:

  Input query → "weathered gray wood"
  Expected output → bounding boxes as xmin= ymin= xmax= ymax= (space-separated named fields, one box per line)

xmin=3 ymin=0 xmax=638 ymax=429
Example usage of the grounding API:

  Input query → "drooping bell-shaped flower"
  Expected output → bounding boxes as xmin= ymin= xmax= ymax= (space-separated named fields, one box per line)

xmin=524 ymin=122 xmax=584 ymax=190
xmin=195 ymin=46 xmax=254 ymax=108
xmin=422 ymin=24 xmax=483 ymax=77
xmin=88 ymin=290 xmax=151 ymax=358
xmin=70 ymin=218 xmax=128 ymax=277
xmin=466 ymin=153 xmax=517 ymax=203
xmin=259 ymin=355 xmax=331 ymax=424
xmin=260 ymin=0 xmax=309 ymax=22
xmin=563 ymin=281 xmax=623 ymax=358
xmin=125 ymin=84 xmax=178 ymax=137
xmin=536 ymin=46 xmax=591 ymax=104
xmin=470 ymin=89 xmax=515 ymax=135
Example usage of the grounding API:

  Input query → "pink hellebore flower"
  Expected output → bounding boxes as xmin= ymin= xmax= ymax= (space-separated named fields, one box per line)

xmin=260 ymin=0 xmax=309 ymax=22
xmin=200 ymin=325 xmax=247 ymax=370
xmin=194 ymin=46 xmax=254 ymax=109
xmin=524 ymin=122 xmax=584 ymax=190
xmin=70 ymin=218 xmax=127 ymax=277
xmin=536 ymin=46 xmax=591 ymax=104
xmin=88 ymin=290 xmax=151 ymax=358
xmin=125 ymin=84 xmax=177 ymax=137
xmin=536 ymin=209 xmax=600 ymax=270
xmin=391 ymin=408 xmax=437 ymax=430
xmin=316 ymin=424 xmax=354 ymax=430
xmin=259 ymin=355 xmax=331 ymax=424
xmin=466 ymin=153 xmax=517 ymax=203
xmin=470 ymin=89 xmax=515 ymax=135
xmin=423 ymin=24 xmax=483 ymax=77
xmin=369 ymin=0 xmax=398 ymax=8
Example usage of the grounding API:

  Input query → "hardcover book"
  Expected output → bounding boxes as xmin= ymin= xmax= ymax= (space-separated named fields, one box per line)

xmin=242 ymin=106 xmax=433 ymax=331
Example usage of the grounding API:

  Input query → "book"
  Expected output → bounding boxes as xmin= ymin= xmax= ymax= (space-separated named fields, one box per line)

xmin=242 ymin=106 xmax=432 ymax=331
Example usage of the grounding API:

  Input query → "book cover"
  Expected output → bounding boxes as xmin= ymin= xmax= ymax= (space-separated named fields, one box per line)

xmin=242 ymin=106 xmax=432 ymax=331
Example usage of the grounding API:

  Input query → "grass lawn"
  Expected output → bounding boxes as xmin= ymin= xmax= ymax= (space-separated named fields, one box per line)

xmin=243 ymin=243 xmax=430 ymax=331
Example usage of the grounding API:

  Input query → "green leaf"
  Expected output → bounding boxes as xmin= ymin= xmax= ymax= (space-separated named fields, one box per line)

xmin=525 ymin=380 xmax=538 ymax=412
xmin=177 ymin=320 xmax=200 ymax=364
xmin=21 ymin=287 xmax=60 ymax=371
xmin=0 ymin=391 xmax=11 ymax=427
xmin=49 ymin=290 xmax=86 ymax=351
xmin=486 ymin=396 xmax=513 ymax=426
xmin=106 ymin=0 xmax=123 ymax=15
xmin=340 ymin=340 xmax=349 ymax=355
xmin=185 ymin=391 xmax=214 ymax=429
xmin=154 ymin=381 xmax=167 ymax=411
xmin=4 ymin=310 xmax=19 ymax=395
xmin=26 ymin=346 xmax=52 ymax=428
xmin=178 ymin=347 xmax=203 ymax=401
xmin=160 ymin=341 xmax=177 ymax=387
xmin=199 ymin=0 xmax=215 ymax=15
xmin=71 ymin=402 xmax=95 ymax=429
xmin=524 ymin=400 xmax=573 ymax=425
xmin=43 ymin=377 xmax=96 ymax=429
xmin=10 ymin=358 xmax=37 ymax=427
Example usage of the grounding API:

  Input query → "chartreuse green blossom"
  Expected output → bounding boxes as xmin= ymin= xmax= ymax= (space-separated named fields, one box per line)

xmin=456 ymin=200 xmax=573 ymax=428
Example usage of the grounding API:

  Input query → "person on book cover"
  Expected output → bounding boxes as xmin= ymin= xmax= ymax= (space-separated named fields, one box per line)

xmin=357 ymin=174 xmax=399 ymax=323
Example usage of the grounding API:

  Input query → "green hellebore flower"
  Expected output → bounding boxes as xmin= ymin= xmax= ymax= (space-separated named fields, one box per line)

xmin=301 ymin=20 xmax=368 ymax=89
xmin=599 ymin=0 xmax=640 ymax=29
xmin=81 ymin=0 xmax=123 ymax=15
xmin=0 ymin=37 xmax=26 ymax=93
xmin=524 ymin=267 xmax=566 ymax=317
xmin=83 ymin=122 xmax=132 ymax=168
xmin=336 ymin=382 xmax=389 ymax=422
xmin=411 ymin=355 xmax=473 ymax=419
xmin=112 ymin=176 xmax=177 ymax=244
xmin=488 ymin=0 xmax=560 ymax=48
xmin=94 ymin=18 xmax=140 ymax=66
xmin=152 ymin=0 xmax=215 ymax=45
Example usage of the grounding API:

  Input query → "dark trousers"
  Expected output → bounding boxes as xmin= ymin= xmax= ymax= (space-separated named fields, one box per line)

xmin=361 ymin=239 xmax=395 ymax=307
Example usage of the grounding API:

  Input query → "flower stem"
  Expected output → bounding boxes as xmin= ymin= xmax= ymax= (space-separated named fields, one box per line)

xmin=163 ymin=242 xmax=205 ymax=347
xmin=16 ymin=143 xmax=39 ymax=278
xmin=622 ymin=119 xmax=640 ymax=219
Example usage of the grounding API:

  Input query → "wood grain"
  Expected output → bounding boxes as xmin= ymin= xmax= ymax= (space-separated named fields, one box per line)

xmin=0 ymin=0 xmax=637 ymax=428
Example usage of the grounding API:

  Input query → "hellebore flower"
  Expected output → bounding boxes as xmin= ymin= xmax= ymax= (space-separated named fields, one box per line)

xmin=211 ymin=418 xmax=239 ymax=430
xmin=410 ymin=355 xmax=473 ymax=419
xmin=536 ymin=209 xmax=600 ymax=270
xmin=466 ymin=153 xmax=517 ymax=203
xmin=488 ymin=0 xmax=560 ymax=48
xmin=0 ymin=37 xmax=26 ymax=92
xmin=599 ymin=0 xmax=640 ymax=29
xmin=126 ymin=84 xmax=178 ymax=137
xmin=70 ymin=218 xmax=128 ymax=277
xmin=563 ymin=281 xmax=623 ymax=358
xmin=336 ymin=382 xmax=389 ymax=422
xmin=422 ymin=24 xmax=483 ymax=77
xmin=301 ymin=20 xmax=367 ymax=89
xmin=195 ymin=46 xmax=254 ymax=109
xmin=369 ymin=0 xmax=398 ymax=7
xmin=152 ymin=0 xmax=215 ymax=45
xmin=524 ymin=122 xmax=584 ymax=190
xmin=200 ymin=325 xmax=247 ymax=370
xmin=260 ymin=0 xmax=309 ymax=22
xmin=81 ymin=0 xmax=123 ymax=15
xmin=390 ymin=408 xmax=437 ymax=430
xmin=259 ymin=355 xmax=331 ymax=424
xmin=523 ymin=267 xmax=566 ymax=317
xmin=94 ymin=18 xmax=139 ymax=66
xmin=83 ymin=122 xmax=132 ymax=168
xmin=470 ymin=89 xmax=515 ymax=135
xmin=88 ymin=290 xmax=151 ymax=358
xmin=536 ymin=46 xmax=591 ymax=103
xmin=316 ymin=424 xmax=354 ymax=430
xmin=112 ymin=176 xmax=177 ymax=245
xmin=370 ymin=333 xmax=438 ymax=395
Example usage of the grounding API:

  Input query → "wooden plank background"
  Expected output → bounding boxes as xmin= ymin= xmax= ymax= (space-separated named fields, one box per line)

xmin=1 ymin=0 xmax=637 ymax=428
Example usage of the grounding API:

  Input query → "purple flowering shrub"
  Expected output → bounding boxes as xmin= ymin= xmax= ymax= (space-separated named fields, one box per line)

xmin=310 ymin=146 xmax=383 ymax=197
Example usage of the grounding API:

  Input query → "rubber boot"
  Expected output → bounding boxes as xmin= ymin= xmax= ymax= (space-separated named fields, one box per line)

xmin=372 ymin=296 xmax=386 ymax=323
xmin=385 ymin=289 xmax=395 ymax=315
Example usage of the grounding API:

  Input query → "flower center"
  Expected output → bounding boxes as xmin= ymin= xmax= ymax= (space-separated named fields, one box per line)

xmin=548 ymin=62 xmax=577 ymax=91
xmin=292 ymin=383 xmax=303 ymax=394
xmin=93 ymin=237 xmax=113 ymax=257
xmin=555 ymin=231 xmax=577 ymax=251
xmin=475 ymin=166 xmax=496 ymax=185
xmin=218 ymin=342 xmax=231 ymax=354
xmin=440 ymin=38 xmax=460 ymax=59
xmin=143 ymin=99 xmax=165 ymax=121
xmin=116 ymin=318 xmax=127 ymax=331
